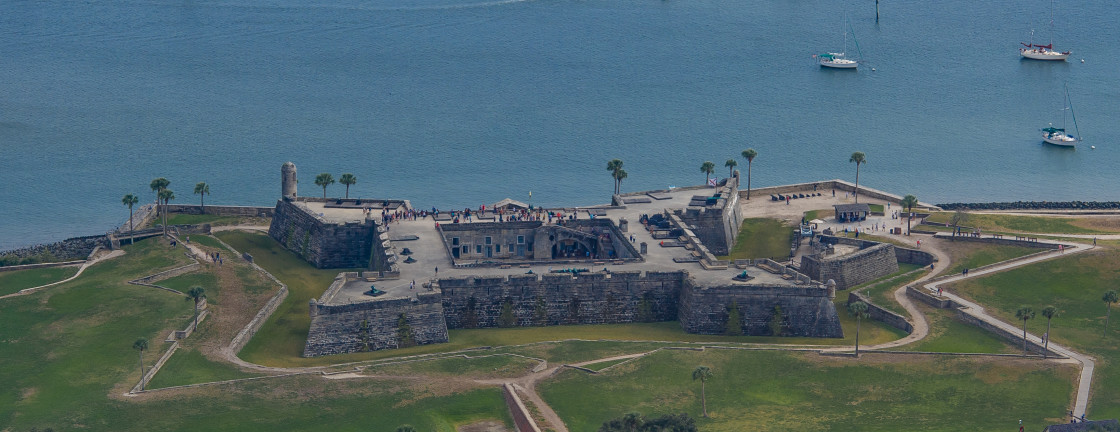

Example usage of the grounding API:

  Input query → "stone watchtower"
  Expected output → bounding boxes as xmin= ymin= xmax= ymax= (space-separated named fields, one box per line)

xmin=282 ymin=162 xmax=297 ymax=199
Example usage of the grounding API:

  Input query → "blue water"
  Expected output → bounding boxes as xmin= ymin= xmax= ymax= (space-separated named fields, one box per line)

xmin=2 ymin=0 xmax=1118 ymax=250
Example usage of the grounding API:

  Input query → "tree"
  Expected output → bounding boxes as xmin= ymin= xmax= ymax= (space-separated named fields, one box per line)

xmin=607 ymin=159 xmax=624 ymax=195
xmin=599 ymin=412 xmax=696 ymax=432
xmin=158 ymin=189 xmax=175 ymax=236
xmin=949 ymin=209 xmax=970 ymax=239
xmin=901 ymin=194 xmax=918 ymax=235
xmin=193 ymin=182 xmax=209 ymax=211
xmin=691 ymin=366 xmax=713 ymax=418
xmin=1103 ymin=290 xmax=1119 ymax=334
xmin=741 ymin=148 xmax=757 ymax=199
xmin=314 ymin=173 xmax=335 ymax=198
xmin=150 ymin=178 xmax=170 ymax=235
xmin=725 ymin=301 xmax=742 ymax=336
xmin=700 ymin=161 xmax=715 ymax=186
xmin=1016 ymin=306 xmax=1035 ymax=357
xmin=395 ymin=426 xmax=418 ymax=432
xmin=613 ymin=169 xmax=628 ymax=195
xmin=121 ymin=194 xmax=139 ymax=245
xmin=499 ymin=298 xmax=516 ymax=327
xmin=848 ymin=301 xmax=870 ymax=357
xmin=1041 ymin=306 xmax=1057 ymax=359
xmin=849 ymin=152 xmax=866 ymax=203
xmin=339 ymin=173 xmax=357 ymax=199
xmin=186 ymin=286 xmax=206 ymax=331
xmin=397 ymin=313 xmax=415 ymax=347
xmin=133 ymin=338 xmax=149 ymax=390
xmin=724 ymin=159 xmax=737 ymax=179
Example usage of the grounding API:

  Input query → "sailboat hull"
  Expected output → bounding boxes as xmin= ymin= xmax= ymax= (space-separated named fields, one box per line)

xmin=1042 ymin=135 xmax=1079 ymax=147
xmin=820 ymin=58 xmax=858 ymax=69
xmin=1020 ymin=48 xmax=1070 ymax=60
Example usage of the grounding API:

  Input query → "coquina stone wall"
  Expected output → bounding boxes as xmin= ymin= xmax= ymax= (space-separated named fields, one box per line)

xmin=304 ymin=292 xmax=448 ymax=357
xmin=440 ymin=271 xmax=684 ymax=328
xmin=164 ymin=204 xmax=274 ymax=218
xmin=679 ymin=283 xmax=843 ymax=337
xmin=800 ymin=242 xmax=898 ymax=290
xmin=268 ymin=199 xmax=376 ymax=269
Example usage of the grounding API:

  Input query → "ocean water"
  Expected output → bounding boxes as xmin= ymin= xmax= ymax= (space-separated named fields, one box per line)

xmin=1 ymin=0 xmax=1118 ymax=250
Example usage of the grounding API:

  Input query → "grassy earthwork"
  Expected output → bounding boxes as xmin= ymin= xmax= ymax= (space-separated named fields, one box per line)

xmin=0 ymin=265 xmax=80 ymax=296
xmin=163 ymin=213 xmax=250 ymax=226
xmin=925 ymin=212 xmax=1120 ymax=234
xmin=899 ymin=302 xmax=1018 ymax=354
xmin=538 ymin=348 xmax=1075 ymax=431
xmin=720 ymin=218 xmax=795 ymax=261
xmin=945 ymin=241 xmax=1120 ymax=419
xmin=0 ymin=236 xmax=513 ymax=431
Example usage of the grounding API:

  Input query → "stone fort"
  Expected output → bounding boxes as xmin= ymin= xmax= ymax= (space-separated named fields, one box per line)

xmin=266 ymin=162 xmax=919 ymax=357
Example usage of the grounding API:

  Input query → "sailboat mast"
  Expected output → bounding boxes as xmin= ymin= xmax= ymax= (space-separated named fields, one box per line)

xmin=1049 ymin=0 xmax=1055 ymax=47
xmin=849 ymin=20 xmax=864 ymax=61
xmin=1066 ymin=86 xmax=1081 ymax=140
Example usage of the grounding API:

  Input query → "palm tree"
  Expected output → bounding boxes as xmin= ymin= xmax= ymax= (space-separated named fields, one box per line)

xmin=691 ymin=365 xmax=713 ymax=418
xmin=700 ymin=161 xmax=715 ymax=186
xmin=1016 ymin=306 xmax=1035 ymax=357
xmin=338 ymin=173 xmax=357 ymax=199
xmin=613 ymin=169 xmax=628 ymax=195
xmin=741 ymin=148 xmax=757 ymax=199
xmin=901 ymin=194 xmax=918 ymax=235
xmin=607 ymin=159 xmax=624 ymax=195
xmin=849 ymin=152 xmax=866 ymax=203
xmin=848 ymin=301 xmax=870 ymax=357
xmin=1041 ymin=306 xmax=1057 ymax=358
xmin=724 ymin=159 xmax=737 ymax=179
xmin=1103 ymin=290 xmax=1119 ymax=334
xmin=314 ymin=173 xmax=335 ymax=198
xmin=158 ymin=189 xmax=175 ymax=236
xmin=133 ymin=338 xmax=149 ymax=390
xmin=193 ymin=182 xmax=210 ymax=212
xmin=121 ymin=194 xmax=139 ymax=245
xmin=186 ymin=286 xmax=206 ymax=331
xmin=150 ymin=177 xmax=169 ymax=234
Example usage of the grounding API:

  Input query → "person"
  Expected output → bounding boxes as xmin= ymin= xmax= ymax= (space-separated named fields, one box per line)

xmin=186 ymin=236 xmax=190 ymax=243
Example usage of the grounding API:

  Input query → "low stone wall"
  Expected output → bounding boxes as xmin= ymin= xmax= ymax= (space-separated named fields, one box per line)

xmin=0 ymin=260 xmax=85 ymax=273
xmin=130 ymin=263 xmax=201 ymax=287
xmin=503 ymin=384 xmax=543 ymax=432
xmin=906 ymin=286 xmax=957 ymax=309
xmin=229 ymin=286 xmax=288 ymax=355
xmin=848 ymin=291 xmax=912 ymax=333
xmin=955 ymin=309 xmax=1049 ymax=355
xmin=894 ymin=247 xmax=936 ymax=266
xmin=304 ymin=292 xmax=448 ymax=356
xmin=938 ymin=201 xmax=1120 ymax=211
xmin=165 ymin=204 xmax=274 ymax=217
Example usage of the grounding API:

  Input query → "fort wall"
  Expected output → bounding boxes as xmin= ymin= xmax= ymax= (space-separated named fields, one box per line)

xmin=679 ymin=282 xmax=843 ymax=337
xmin=267 ymin=199 xmax=376 ymax=269
xmin=675 ymin=176 xmax=741 ymax=256
xmin=304 ymin=292 xmax=448 ymax=357
xmin=800 ymin=242 xmax=899 ymax=290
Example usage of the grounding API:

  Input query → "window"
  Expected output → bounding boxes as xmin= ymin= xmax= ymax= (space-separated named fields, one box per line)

xmin=476 ymin=245 xmax=482 ymax=254
xmin=508 ymin=243 xmax=514 ymax=254
xmin=495 ymin=245 xmax=501 ymax=253
xmin=485 ymin=236 xmax=492 ymax=245
xmin=517 ymin=235 xmax=525 ymax=244
xmin=452 ymin=237 xmax=460 ymax=246
xmin=462 ymin=245 xmax=469 ymax=254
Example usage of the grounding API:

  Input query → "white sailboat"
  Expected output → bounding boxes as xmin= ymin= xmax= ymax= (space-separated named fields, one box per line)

xmin=1042 ymin=86 xmax=1082 ymax=147
xmin=1020 ymin=0 xmax=1071 ymax=61
xmin=817 ymin=21 xmax=861 ymax=69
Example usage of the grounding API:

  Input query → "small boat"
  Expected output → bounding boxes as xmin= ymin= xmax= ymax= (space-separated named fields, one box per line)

xmin=818 ymin=53 xmax=858 ymax=69
xmin=817 ymin=19 xmax=862 ymax=69
xmin=1042 ymin=86 xmax=1081 ymax=147
xmin=1020 ymin=0 xmax=1070 ymax=61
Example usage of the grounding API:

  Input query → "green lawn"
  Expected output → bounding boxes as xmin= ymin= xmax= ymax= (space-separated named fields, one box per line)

xmin=942 ymin=242 xmax=1041 ymax=275
xmin=946 ymin=245 xmax=1120 ymax=418
xmin=925 ymin=212 xmax=1112 ymax=234
xmin=539 ymin=349 xmax=1074 ymax=431
xmin=164 ymin=213 xmax=247 ymax=226
xmin=720 ymin=218 xmax=794 ymax=261
xmin=868 ymin=203 xmax=884 ymax=213
xmin=0 ymin=266 xmax=79 ymax=296
xmin=362 ymin=354 xmax=540 ymax=380
xmin=146 ymin=348 xmax=262 ymax=389
xmin=156 ymin=272 xmax=220 ymax=302
xmin=900 ymin=303 xmax=1018 ymax=354
xmin=0 ymin=236 xmax=512 ymax=431
xmin=186 ymin=234 xmax=232 ymax=252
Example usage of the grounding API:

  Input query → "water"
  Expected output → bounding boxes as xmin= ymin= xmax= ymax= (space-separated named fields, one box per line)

xmin=2 ymin=0 xmax=1118 ymax=250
